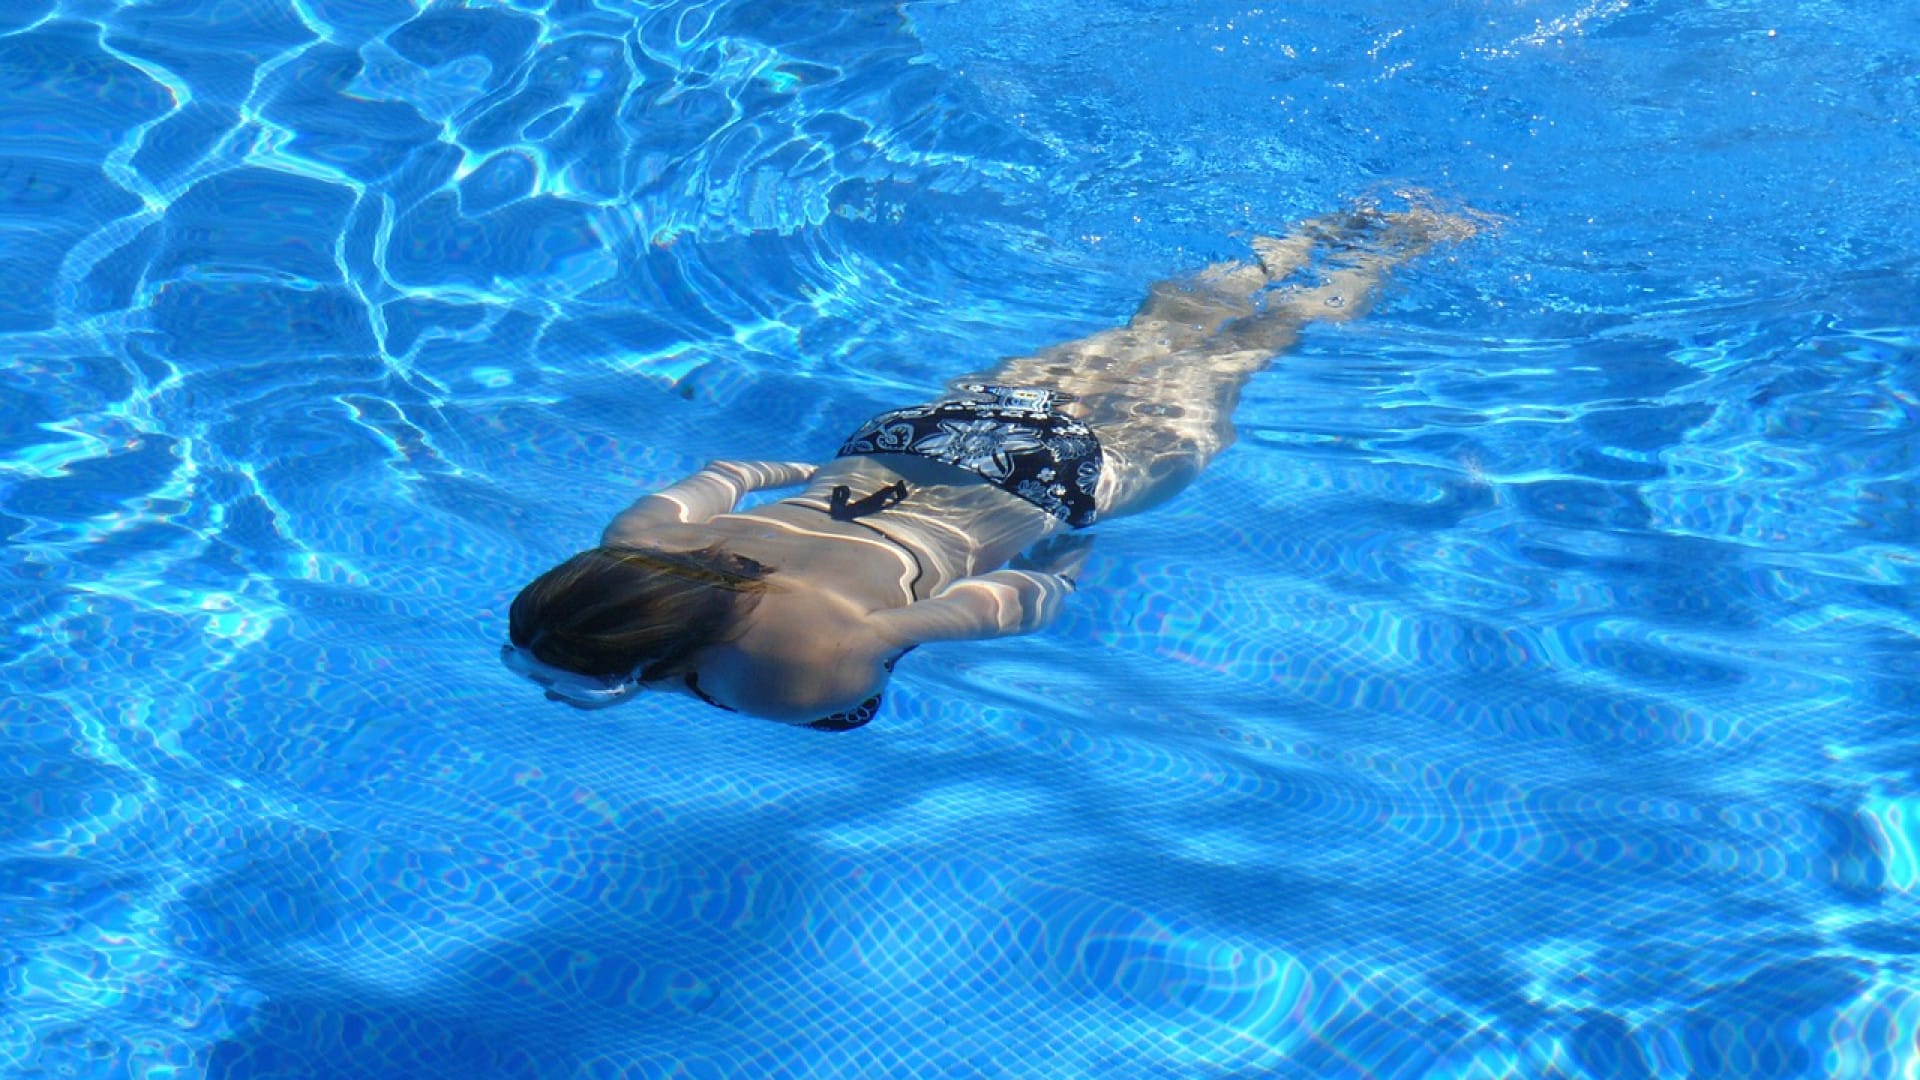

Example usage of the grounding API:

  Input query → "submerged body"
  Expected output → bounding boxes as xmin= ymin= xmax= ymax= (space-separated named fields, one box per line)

xmin=505 ymin=206 xmax=1475 ymax=726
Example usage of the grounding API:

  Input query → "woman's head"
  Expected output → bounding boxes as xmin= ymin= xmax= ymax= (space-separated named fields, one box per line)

xmin=507 ymin=544 xmax=772 ymax=694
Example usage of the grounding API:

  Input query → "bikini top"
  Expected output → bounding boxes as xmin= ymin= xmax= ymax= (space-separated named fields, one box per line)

xmin=683 ymin=648 xmax=910 ymax=732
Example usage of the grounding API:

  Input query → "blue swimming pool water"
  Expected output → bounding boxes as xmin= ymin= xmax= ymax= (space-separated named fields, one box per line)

xmin=3 ymin=0 xmax=1917 ymax=1076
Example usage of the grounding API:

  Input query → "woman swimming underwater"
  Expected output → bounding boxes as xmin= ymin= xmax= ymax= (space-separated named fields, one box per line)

xmin=503 ymin=203 xmax=1476 ymax=729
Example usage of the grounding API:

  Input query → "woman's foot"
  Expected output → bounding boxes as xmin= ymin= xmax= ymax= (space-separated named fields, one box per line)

xmin=1260 ymin=196 xmax=1482 ymax=322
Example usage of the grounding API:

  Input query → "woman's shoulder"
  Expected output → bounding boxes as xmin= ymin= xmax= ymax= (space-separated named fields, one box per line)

xmin=707 ymin=580 xmax=899 ymax=721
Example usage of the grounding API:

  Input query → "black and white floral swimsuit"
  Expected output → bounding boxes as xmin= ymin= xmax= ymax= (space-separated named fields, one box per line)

xmin=835 ymin=384 xmax=1103 ymax=528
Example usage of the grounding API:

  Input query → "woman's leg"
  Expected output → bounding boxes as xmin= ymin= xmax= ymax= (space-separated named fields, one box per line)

xmin=959 ymin=203 xmax=1477 ymax=519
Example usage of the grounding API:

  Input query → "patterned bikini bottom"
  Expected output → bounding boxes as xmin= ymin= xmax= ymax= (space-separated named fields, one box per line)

xmin=835 ymin=384 xmax=1104 ymax=529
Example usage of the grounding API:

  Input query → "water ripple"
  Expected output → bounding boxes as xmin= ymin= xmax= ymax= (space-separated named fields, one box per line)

xmin=3 ymin=0 xmax=1918 ymax=1076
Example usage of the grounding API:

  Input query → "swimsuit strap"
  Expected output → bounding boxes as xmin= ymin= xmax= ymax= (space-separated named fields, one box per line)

xmin=829 ymin=481 xmax=907 ymax=520
xmin=684 ymin=672 xmax=736 ymax=712
xmin=729 ymin=509 xmax=921 ymax=601
xmin=793 ymin=499 xmax=930 ymax=600
xmin=806 ymin=695 xmax=881 ymax=731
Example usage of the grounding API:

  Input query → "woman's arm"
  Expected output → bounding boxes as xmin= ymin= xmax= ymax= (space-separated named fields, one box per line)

xmin=602 ymin=460 xmax=816 ymax=545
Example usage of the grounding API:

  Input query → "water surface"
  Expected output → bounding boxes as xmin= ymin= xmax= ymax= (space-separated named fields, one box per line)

xmin=2 ymin=0 xmax=1916 ymax=1076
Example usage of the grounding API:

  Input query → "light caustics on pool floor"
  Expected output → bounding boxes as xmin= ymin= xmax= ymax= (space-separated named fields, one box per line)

xmin=2 ymin=0 xmax=1919 ymax=1077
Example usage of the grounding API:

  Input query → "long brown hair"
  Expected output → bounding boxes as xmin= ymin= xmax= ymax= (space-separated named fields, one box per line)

xmin=508 ymin=544 xmax=772 ymax=680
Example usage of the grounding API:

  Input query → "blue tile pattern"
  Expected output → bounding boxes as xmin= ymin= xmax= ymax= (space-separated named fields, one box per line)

xmin=2 ymin=0 xmax=1919 ymax=1077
